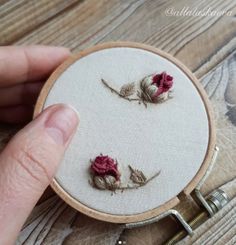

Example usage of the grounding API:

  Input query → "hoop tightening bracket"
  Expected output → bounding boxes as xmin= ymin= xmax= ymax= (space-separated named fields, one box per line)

xmin=124 ymin=209 xmax=193 ymax=235
xmin=193 ymin=146 xmax=229 ymax=217
xmin=124 ymin=146 xmax=229 ymax=236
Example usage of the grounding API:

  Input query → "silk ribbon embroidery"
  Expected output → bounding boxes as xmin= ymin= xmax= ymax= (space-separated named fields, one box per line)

xmin=101 ymin=72 xmax=174 ymax=107
xmin=89 ymin=154 xmax=161 ymax=192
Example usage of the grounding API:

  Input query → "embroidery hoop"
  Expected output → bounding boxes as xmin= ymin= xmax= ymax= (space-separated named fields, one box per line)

xmin=34 ymin=42 xmax=216 ymax=228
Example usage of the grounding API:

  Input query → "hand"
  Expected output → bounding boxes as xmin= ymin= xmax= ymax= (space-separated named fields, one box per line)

xmin=0 ymin=46 xmax=79 ymax=244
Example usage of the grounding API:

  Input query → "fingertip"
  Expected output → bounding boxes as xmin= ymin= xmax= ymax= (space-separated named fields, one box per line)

xmin=45 ymin=104 xmax=79 ymax=145
xmin=27 ymin=45 xmax=71 ymax=66
xmin=46 ymin=46 xmax=71 ymax=61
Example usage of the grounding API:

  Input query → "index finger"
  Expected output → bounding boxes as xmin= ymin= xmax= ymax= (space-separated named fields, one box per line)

xmin=0 ymin=45 xmax=70 ymax=87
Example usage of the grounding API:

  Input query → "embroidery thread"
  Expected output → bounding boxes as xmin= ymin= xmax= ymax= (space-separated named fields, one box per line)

xmin=89 ymin=154 xmax=161 ymax=192
xmin=101 ymin=72 xmax=174 ymax=106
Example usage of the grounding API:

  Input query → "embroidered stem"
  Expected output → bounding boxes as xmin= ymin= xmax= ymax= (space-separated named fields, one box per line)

xmin=145 ymin=170 xmax=161 ymax=185
xmin=113 ymin=166 xmax=161 ymax=191
xmin=101 ymin=72 xmax=174 ymax=107
xmin=89 ymin=154 xmax=161 ymax=192
xmin=129 ymin=165 xmax=161 ymax=187
xmin=137 ymin=90 xmax=148 ymax=108
xmin=101 ymin=79 xmax=140 ymax=102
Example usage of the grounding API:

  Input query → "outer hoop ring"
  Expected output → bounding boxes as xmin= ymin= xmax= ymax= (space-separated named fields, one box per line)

xmin=34 ymin=42 xmax=216 ymax=224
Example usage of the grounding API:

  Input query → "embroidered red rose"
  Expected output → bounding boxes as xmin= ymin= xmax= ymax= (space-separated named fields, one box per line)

xmin=140 ymin=72 xmax=173 ymax=103
xmin=152 ymin=72 xmax=173 ymax=95
xmin=91 ymin=154 xmax=120 ymax=180
xmin=89 ymin=155 xmax=161 ymax=191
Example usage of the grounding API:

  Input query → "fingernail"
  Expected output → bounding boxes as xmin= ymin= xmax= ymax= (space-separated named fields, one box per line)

xmin=45 ymin=105 xmax=79 ymax=145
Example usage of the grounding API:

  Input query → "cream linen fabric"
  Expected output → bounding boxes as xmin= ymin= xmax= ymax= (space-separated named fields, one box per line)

xmin=43 ymin=47 xmax=209 ymax=215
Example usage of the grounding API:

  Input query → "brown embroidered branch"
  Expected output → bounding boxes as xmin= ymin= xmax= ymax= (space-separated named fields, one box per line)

xmin=101 ymin=72 xmax=174 ymax=106
xmin=111 ymin=167 xmax=161 ymax=191
xmin=127 ymin=165 xmax=161 ymax=187
xmin=101 ymin=79 xmax=140 ymax=102
xmin=89 ymin=154 xmax=161 ymax=192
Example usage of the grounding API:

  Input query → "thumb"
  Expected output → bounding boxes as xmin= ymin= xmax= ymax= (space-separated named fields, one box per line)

xmin=0 ymin=104 xmax=79 ymax=244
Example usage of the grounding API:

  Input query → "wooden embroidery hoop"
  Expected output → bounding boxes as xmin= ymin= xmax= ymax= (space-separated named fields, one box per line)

xmin=34 ymin=42 xmax=216 ymax=225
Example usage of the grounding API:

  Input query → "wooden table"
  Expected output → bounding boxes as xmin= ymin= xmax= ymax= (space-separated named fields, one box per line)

xmin=0 ymin=0 xmax=236 ymax=244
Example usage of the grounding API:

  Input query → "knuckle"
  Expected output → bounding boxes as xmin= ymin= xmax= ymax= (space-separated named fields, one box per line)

xmin=8 ymin=142 xmax=51 ymax=186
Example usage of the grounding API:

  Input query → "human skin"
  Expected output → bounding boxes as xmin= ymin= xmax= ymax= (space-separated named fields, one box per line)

xmin=0 ymin=46 xmax=79 ymax=245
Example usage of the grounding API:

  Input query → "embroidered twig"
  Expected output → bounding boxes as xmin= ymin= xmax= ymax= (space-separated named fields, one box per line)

xmin=128 ymin=165 xmax=161 ymax=187
xmin=101 ymin=79 xmax=140 ymax=102
xmin=144 ymin=170 xmax=161 ymax=185
xmin=89 ymin=154 xmax=161 ymax=192
xmin=119 ymin=169 xmax=161 ymax=192
xmin=101 ymin=79 xmax=120 ymax=96
xmin=101 ymin=72 xmax=174 ymax=106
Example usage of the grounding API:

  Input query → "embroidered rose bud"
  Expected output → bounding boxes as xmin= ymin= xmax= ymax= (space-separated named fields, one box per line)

xmin=90 ymin=154 xmax=121 ymax=190
xmin=93 ymin=176 xmax=107 ymax=190
xmin=91 ymin=154 xmax=120 ymax=180
xmin=104 ymin=175 xmax=120 ymax=190
xmin=93 ymin=175 xmax=120 ymax=190
xmin=140 ymin=72 xmax=173 ymax=103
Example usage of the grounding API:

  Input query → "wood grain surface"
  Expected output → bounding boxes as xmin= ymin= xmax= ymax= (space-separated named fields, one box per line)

xmin=0 ymin=0 xmax=235 ymax=244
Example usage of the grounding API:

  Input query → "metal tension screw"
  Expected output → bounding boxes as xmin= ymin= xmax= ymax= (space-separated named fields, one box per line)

xmin=206 ymin=189 xmax=229 ymax=214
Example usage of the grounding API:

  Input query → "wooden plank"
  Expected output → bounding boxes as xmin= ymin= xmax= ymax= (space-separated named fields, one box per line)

xmin=200 ymin=52 xmax=236 ymax=193
xmin=10 ymin=0 xmax=236 ymax=78
xmin=0 ymin=0 xmax=81 ymax=45
xmin=100 ymin=0 xmax=236 ymax=77
xmin=14 ymin=0 xmax=146 ymax=48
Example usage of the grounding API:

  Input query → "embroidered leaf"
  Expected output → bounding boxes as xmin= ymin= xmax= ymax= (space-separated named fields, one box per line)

xmin=93 ymin=176 xmax=106 ymax=190
xmin=120 ymin=82 xmax=135 ymax=97
xmin=129 ymin=165 xmax=147 ymax=185
xmin=104 ymin=175 xmax=120 ymax=191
